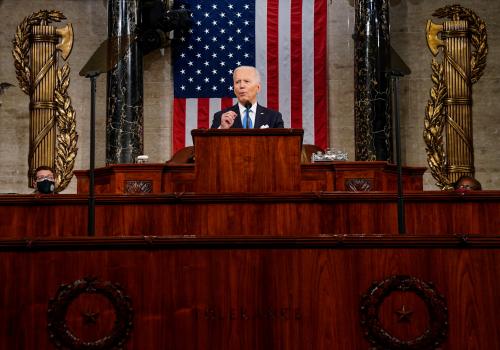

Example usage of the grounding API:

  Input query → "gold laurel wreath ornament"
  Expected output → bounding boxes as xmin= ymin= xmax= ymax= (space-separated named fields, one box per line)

xmin=424 ymin=5 xmax=487 ymax=190
xmin=12 ymin=10 xmax=78 ymax=192
xmin=424 ymin=60 xmax=449 ymax=189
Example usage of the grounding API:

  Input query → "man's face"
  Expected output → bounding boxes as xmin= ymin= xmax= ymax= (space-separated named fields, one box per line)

xmin=456 ymin=178 xmax=479 ymax=191
xmin=233 ymin=67 xmax=261 ymax=105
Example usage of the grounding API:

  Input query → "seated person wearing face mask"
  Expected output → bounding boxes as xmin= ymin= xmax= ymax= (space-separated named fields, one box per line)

xmin=32 ymin=166 xmax=56 ymax=194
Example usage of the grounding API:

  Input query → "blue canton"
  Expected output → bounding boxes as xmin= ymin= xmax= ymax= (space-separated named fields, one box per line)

xmin=173 ymin=0 xmax=256 ymax=98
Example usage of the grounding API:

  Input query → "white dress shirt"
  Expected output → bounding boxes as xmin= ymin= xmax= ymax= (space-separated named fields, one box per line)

xmin=238 ymin=102 xmax=256 ymax=128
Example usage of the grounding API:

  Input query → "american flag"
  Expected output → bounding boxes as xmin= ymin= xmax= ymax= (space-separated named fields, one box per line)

xmin=172 ymin=0 xmax=328 ymax=152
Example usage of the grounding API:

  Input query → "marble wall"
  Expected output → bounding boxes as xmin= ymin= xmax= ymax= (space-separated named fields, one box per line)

xmin=0 ymin=0 xmax=498 ymax=193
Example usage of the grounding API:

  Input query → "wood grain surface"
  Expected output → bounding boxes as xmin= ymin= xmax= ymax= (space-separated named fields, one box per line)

xmin=0 ymin=192 xmax=498 ymax=237
xmin=0 ymin=239 xmax=498 ymax=349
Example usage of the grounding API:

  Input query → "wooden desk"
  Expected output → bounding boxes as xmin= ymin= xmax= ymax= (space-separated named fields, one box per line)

xmin=74 ymin=128 xmax=426 ymax=194
xmin=2 ymin=131 xmax=499 ymax=349
xmin=0 ymin=192 xmax=498 ymax=237
xmin=0 ymin=235 xmax=499 ymax=349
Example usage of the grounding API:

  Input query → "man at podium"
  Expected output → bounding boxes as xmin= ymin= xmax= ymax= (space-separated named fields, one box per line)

xmin=211 ymin=66 xmax=284 ymax=129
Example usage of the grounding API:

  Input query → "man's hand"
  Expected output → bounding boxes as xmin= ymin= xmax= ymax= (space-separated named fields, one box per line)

xmin=220 ymin=110 xmax=237 ymax=129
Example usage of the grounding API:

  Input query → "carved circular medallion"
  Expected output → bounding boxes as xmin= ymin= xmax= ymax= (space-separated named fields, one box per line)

xmin=47 ymin=277 xmax=133 ymax=349
xmin=360 ymin=275 xmax=448 ymax=349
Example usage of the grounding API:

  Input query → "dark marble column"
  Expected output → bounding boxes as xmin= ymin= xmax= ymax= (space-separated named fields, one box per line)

xmin=354 ymin=0 xmax=392 ymax=161
xmin=106 ymin=0 xmax=144 ymax=164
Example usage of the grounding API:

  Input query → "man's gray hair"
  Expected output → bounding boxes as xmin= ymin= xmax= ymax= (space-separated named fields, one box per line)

xmin=233 ymin=66 xmax=261 ymax=84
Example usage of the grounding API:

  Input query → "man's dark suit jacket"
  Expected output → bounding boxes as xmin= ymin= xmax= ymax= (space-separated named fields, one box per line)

xmin=211 ymin=104 xmax=284 ymax=129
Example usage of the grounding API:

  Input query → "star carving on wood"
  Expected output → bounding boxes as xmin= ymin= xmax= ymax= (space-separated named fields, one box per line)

xmin=47 ymin=277 xmax=134 ymax=349
xmin=395 ymin=305 xmax=413 ymax=323
xmin=82 ymin=310 xmax=100 ymax=325
xmin=360 ymin=275 xmax=448 ymax=349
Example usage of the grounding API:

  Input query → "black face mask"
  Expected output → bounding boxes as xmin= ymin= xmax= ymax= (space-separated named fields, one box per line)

xmin=36 ymin=179 xmax=55 ymax=194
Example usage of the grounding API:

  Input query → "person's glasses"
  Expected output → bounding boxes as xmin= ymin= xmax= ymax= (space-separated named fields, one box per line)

xmin=36 ymin=175 xmax=54 ymax=182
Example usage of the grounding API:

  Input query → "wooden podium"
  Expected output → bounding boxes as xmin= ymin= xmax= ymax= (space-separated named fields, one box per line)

xmin=192 ymin=128 xmax=303 ymax=192
xmin=74 ymin=129 xmax=426 ymax=194
xmin=3 ymin=130 xmax=497 ymax=349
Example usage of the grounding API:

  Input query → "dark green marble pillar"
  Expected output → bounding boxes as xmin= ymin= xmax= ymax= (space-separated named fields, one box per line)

xmin=354 ymin=0 xmax=392 ymax=161
xmin=106 ymin=0 xmax=144 ymax=164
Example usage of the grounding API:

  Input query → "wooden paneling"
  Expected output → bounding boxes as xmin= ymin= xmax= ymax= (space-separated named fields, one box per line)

xmin=75 ymin=162 xmax=425 ymax=194
xmin=300 ymin=161 xmax=426 ymax=191
xmin=74 ymin=134 xmax=426 ymax=194
xmin=0 ymin=237 xmax=498 ymax=349
xmin=5 ymin=134 xmax=498 ymax=349
xmin=75 ymin=164 xmax=166 ymax=194
xmin=162 ymin=165 xmax=195 ymax=192
xmin=192 ymin=129 xmax=303 ymax=193
xmin=0 ymin=192 xmax=499 ymax=237
xmin=0 ymin=195 xmax=88 ymax=237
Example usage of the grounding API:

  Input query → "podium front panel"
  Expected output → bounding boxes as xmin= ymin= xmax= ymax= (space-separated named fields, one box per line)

xmin=192 ymin=129 xmax=303 ymax=193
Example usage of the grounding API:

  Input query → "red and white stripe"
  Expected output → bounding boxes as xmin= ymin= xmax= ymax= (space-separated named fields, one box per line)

xmin=172 ymin=0 xmax=328 ymax=152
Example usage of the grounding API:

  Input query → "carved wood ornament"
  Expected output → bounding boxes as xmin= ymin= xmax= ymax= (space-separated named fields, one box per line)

xmin=47 ymin=277 xmax=133 ymax=350
xmin=360 ymin=275 xmax=448 ymax=349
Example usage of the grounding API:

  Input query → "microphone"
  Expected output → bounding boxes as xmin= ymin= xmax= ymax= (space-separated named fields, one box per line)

xmin=244 ymin=101 xmax=252 ymax=128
